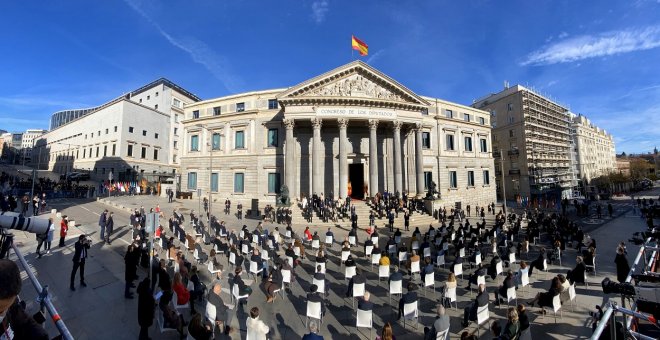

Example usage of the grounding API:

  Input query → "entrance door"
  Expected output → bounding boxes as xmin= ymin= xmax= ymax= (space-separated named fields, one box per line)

xmin=348 ymin=163 xmax=364 ymax=200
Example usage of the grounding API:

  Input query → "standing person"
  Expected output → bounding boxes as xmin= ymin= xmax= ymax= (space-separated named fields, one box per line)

xmin=59 ymin=215 xmax=69 ymax=247
xmin=99 ymin=209 xmax=108 ymax=242
xmin=137 ymin=278 xmax=155 ymax=340
xmin=70 ymin=235 xmax=90 ymax=291
xmin=45 ymin=217 xmax=55 ymax=254
xmin=615 ymin=246 xmax=630 ymax=283
xmin=168 ymin=189 xmax=174 ymax=203
xmin=246 ymin=307 xmax=269 ymax=340
xmin=124 ymin=244 xmax=138 ymax=299
xmin=105 ymin=211 xmax=114 ymax=244
xmin=32 ymin=195 xmax=39 ymax=216
xmin=35 ymin=227 xmax=48 ymax=259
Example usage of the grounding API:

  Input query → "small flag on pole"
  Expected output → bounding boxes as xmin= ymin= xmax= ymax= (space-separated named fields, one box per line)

xmin=351 ymin=35 xmax=368 ymax=56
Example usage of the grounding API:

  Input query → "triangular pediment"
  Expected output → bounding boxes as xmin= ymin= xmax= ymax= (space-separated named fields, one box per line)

xmin=277 ymin=61 xmax=430 ymax=107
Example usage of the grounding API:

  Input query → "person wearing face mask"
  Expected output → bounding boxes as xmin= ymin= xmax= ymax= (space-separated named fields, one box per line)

xmin=0 ymin=259 xmax=49 ymax=340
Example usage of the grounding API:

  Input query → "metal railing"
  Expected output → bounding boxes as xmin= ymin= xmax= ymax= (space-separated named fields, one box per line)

xmin=1 ymin=233 xmax=74 ymax=339
xmin=590 ymin=236 xmax=658 ymax=339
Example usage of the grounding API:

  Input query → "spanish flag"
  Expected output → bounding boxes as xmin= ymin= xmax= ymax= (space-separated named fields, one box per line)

xmin=351 ymin=35 xmax=368 ymax=56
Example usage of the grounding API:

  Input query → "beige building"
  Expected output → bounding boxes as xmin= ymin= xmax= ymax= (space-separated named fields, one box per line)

xmin=570 ymin=113 xmax=616 ymax=187
xmin=473 ymin=85 xmax=572 ymax=201
xmin=180 ymin=61 xmax=496 ymax=208
xmin=35 ymin=79 xmax=199 ymax=180
xmin=616 ymin=158 xmax=631 ymax=176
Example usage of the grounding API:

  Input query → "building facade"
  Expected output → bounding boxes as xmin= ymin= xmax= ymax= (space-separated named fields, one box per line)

xmin=21 ymin=129 xmax=47 ymax=161
xmin=180 ymin=61 xmax=496 ymax=207
xmin=35 ymin=79 xmax=199 ymax=180
xmin=570 ymin=114 xmax=616 ymax=189
xmin=616 ymin=158 xmax=631 ymax=176
xmin=473 ymin=85 xmax=572 ymax=201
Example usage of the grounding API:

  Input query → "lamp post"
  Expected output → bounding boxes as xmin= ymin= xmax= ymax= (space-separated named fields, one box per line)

xmin=495 ymin=150 xmax=507 ymax=214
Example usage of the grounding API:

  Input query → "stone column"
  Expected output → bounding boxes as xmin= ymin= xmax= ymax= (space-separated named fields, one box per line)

xmin=415 ymin=123 xmax=425 ymax=198
xmin=311 ymin=118 xmax=323 ymax=196
xmin=338 ymin=118 xmax=349 ymax=199
xmin=393 ymin=121 xmax=403 ymax=196
xmin=368 ymin=119 xmax=379 ymax=198
xmin=284 ymin=119 xmax=295 ymax=196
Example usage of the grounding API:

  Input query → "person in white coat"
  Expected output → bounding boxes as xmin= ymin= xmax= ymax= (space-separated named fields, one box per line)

xmin=246 ymin=307 xmax=269 ymax=340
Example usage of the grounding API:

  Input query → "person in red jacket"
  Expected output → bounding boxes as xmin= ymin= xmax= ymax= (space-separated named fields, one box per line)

xmin=59 ymin=215 xmax=69 ymax=247
xmin=304 ymin=226 xmax=312 ymax=241
xmin=172 ymin=272 xmax=193 ymax=313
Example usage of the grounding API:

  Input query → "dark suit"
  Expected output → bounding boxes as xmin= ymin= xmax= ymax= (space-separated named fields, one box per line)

xmin=463 ymin=290 xmax=489 ymax=325
xmin=389 ymin=271 xmax=403 ymax=284
xmin=70 ymin=239 xmax=90 ymax=288
xmin=307 ymin=292 xmax=326 ymax=314
xmin=495 ymin=276 xmax=515 ymax=303
xmin=346 ymin=274 xmax=365 ymax=297
xmin=358 ymin=298 xmax=374 ymax=311
xmin=398 ymin=291 xmax=418 ymax=319
xmin=302 ymin=332 xmax=324 ymax=340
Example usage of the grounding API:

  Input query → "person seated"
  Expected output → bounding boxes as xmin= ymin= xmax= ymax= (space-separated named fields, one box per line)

xmin=451 ymin=255 xmax=464 ymax=274
xmin=171 ymin=272 xmax=192 ymax=310
xmin=420 ymin=257 xmax=434 ymax=279
xmin=246 ymin=307 xmax=269 ymax=339
xmin=462 ymin=284 xmax=489 ymax=327
xmin=307 ymin=284 xmax=326 ymax=315
xmin=312 ymin=231 xmax=320 ymax=242
xmin=488 ymin=255 xmax=503 ymax=280
xmin=250 ymin=248 xmax=263 ymax=270
xmin=514 ymin=261 xmax=528 ymax=288
xmin=424 ymin=305 xmax=450 ymax=340
xmin=264 ymin=263 xmax=283 ymax=303
xmin=407 ymin=250 xmax=421 ymax=273
xmin=364 ymin=238 xmax=374 ymax=255
xmin=344 ymin=254 xmax=356 ymax=268
xmin=494 ymin=271 xmax=515 ymax=306
xmin=285 ymin=244 xmax=298 ymax=265
xmin=466 ymin=263 xmax=487 ymax=290
xmin=294 ymin=238 xmax=306 ymax=260
xmin=325 ymin=228 xmax=334 ymax=242
xmin=207 ymin=282 xmax=232 ymax=334
xmin=189 ymin=266 xmax=206 ymax=304
xmin=188 ymin=313 xmax=214 ymax=340
xmin=348 ymin=227 xmax=358 ymax=244
xmin=358 ymin=291 xmax=374 ymax=311
xmin=528 ymin=276 xmax=561 ymax=312
xmin=583 ymin=246 xmax=596 ymax=272
xmin=517 ymin=304 xmax=530 ymax=332
xmin=528 ymin=247 xmax=547 ymax=276
xmin=566 ymin=256 xmax=586 ymax=284
xmin=159 ymin=290 xmax=185 ymax=337
xmin=445 ymin=272 xmax=458 ymax=291
xmin=232 ymin=267 xmax=252 ymax=298
xmin=394 ymin=228 xmax=402 ymax=240
xmin=398 ymin=282 xmax=419 ymax=320
xmin=346 ymin=268 xmax=366 ymax=297
xmin=379 ymin=251 xmax=390 ymax=266
xmin=302 ymin=320 xmax=324 ymax=340
xmin=315 ymin=250 xmax=327 ymax=264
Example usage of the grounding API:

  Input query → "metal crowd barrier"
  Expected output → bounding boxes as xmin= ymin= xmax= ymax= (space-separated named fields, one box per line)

xmin=590 ymin=236 xmax=658 ymax=339
xmin=2 ymin=233 xmax=74 ymax=339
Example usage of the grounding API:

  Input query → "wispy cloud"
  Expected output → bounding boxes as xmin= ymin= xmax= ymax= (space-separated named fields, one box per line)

xmin=0 ymin=95 xmax=88 ymax=109
xmin=521 ymin=25 xmax=660 ymax=66
xmin=366 ymin=49 xmax=385 ymax=64
xmin=123 ymin=0 xmax=242 ymax=92
xmin=311 ymin=0 xmax=329 ymax=24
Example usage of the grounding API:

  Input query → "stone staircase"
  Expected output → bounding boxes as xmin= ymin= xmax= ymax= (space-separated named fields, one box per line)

xmin=289 ymin=200 xmax=438 ymax=229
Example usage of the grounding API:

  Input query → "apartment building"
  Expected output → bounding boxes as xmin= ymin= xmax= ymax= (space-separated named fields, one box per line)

xmin=570 ymin=113 xmax=616 ymax=186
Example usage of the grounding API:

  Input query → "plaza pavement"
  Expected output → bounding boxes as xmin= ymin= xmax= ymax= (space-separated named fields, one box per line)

xmin=5 ymin=186 xmax=658 ymax=340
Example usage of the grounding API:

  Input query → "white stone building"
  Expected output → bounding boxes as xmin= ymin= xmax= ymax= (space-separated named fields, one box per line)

xmin=570 ymin=113 xmax=617 ymax=187
xmin=180 ymin=61 xmax=496 ymax=208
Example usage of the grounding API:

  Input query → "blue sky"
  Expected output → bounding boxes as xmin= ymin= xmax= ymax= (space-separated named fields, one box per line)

xmin=1 ymin=0 xmax=659 ymax=153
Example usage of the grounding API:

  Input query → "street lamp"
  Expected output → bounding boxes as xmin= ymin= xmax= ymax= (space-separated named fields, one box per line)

xmin=194 ymin=124 xmax=213 ymax=226
xmin=494 ymin=149 xmax=507 ymax=214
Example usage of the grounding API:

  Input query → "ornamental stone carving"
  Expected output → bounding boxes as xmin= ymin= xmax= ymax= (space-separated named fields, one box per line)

xmin=368 ymin=119 xmax=379 ymax=130
xmin=393 ymin=120 xmax=403 ymax=131
xmin=305 ymin=73 xmax=403 ymax=101
xmin=337 ymin=118 xmax=349 ymax=129
xmin=283 ymin=119 xmax=295 ymax=129
xmin=311 ymin=118 xmax=323 ymax=129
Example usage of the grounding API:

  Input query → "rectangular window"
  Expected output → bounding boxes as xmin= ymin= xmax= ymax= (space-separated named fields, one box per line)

xmin=446 ymin=134 xmax=455 ymax=151
xmin=174 ymin=127 xmax=178 ymax=135
xmin=267 ymin=128 xmax=278 ymax=147
xmin=129 ymin=127 xmax=134 ymax=133
xmin=236 ymin=102 xmax=245 ymax=112
xmin=83 ymin=149 xmax=86 ymax=158
xmin=479 ymin=117 xmax=485 ymax=125
xmin=187 ymin=172 xmax=197 ymax=190
xmin=267 ymin=173 xmax=280 ymax=193
xmin=155 ymin=104 xmax=158 ymax=110
xmin=112 ymin=144 xmax=116 ymax=156
xmin=464 ymin=136 xmax=473 ymax=152
xmin=190 ymin=135 xmax=199 ymax=151
xmin=213 ymin=106 xmax=221 ymax=116
xmin=192 ymin=110 xmax=200 ymax=119
xmin=105 ymin=128 xmax=109 ymax=134
xmin=449 ymin=171 xmax=457 ymax=188
xmin=467 ymin=170 xmax=475 ymax=187
xmin=423 ymin=171 xmax=432 ymax=190
xmin=483 ymin=170 xmax=490 ymax=185
xmin=103 ymin=145 xmax=107 ymax=156
xmin=234 ymin=173 xmax=244 ymax=193
xmin=141 ymin=147 xmax=146 ymax=159
xmin=98 ymin=131 xmax=101 ymax=136
xmin=464 ymin=113 xmax=471 ymax=122
xmin=445 ymin=109 xmax=453 ymax=118
xmin=174 ymin=114 xmax=179 ymax=123
xmin=509 ymin=129 xmax=514 ymax=138
xmin=268 ymin=99 xmax=278 ymax=110
xmin=211 ymin=173 xmax=219 ymax=192
xmin=173 ymin=98 xmax=181 ymax=108
xmin=147 ymin=95 xmax=150 ymax=100
xmin=142 ymin=130 xmax=147 ymax=136
xmin=507 ymin=103 xmax=513 ymax=111
xmin=235 ymin=131 xmax=245 ymax=149
xmin=212 ymin=133 xmax=221 ymax=150
xmin=155 ymin=133 xmax=159 ymax=139
xmin=114 ymin=126 xmax=117 ymax=132
xmin=153 ymin=149 xmax=158 ymax=160
xmin=421 ymin=132 xmax=431 ymax=149
xmin=96 ymin=147 xmax=99 ymax=157
xmin=173 ymin=141 xmax=178 ymax=149
xmin=480 ymin=138 xmax=488 ymax=152
xmin=155 ymin=92 xmax=159 ymax=97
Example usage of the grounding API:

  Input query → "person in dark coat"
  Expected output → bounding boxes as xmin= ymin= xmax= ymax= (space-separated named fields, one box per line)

xmin=398 ymin=282 xmax=419 ymax=319
xmin=529 ymin=276 xmax=561 ymax=309
xmin=567 ymin=256 xmax=586 ymax=284
xmin=105 ymin=212 xmax=114 ymax=244
xmin=462 ymin=284 xmax=489 ymax=327
xmin=614 ymin=246 xmax=630 ymax=283
xmin=137 ymin=278 xmax=155 ymax=340
xmin=528 ymin=247 xmax=547 ymax=277
xmin=125 ymin=244 xmax=139 ymax=298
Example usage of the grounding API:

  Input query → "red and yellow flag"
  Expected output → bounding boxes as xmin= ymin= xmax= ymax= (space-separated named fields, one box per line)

xmin=351 ymin=35 xmax=368 ymax=56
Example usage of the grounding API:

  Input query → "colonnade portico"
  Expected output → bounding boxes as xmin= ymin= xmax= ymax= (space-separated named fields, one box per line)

xmin=283 ymin=116 xmax=427 ymax=200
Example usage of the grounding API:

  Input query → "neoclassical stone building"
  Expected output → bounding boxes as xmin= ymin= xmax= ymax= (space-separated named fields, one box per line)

xmin=181 ymin=61 xmax=496 ymax=208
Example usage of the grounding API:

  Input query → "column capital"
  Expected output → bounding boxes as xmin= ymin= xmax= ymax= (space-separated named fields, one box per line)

xmin=393 ymin=120 xmax=403 ymax=131
xmin=337 ymin=118 xmax=349 ymax=129
xmin=368 ymin=119 xmax=379 ymax=130
xmin=414 ymin=122 xmax=423 ymax=131
xmin=283 ymin=118 xmax=295 ymax=129
xmin=311 ymin=118 xmax=323 ymax=129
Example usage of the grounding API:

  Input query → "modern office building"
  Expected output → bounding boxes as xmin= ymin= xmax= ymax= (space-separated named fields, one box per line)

xmin=473 ymin=85 xmax=572 ymax=201
xmin=569 ymin=113 xmax=616 ymax=190
xmin=180 ymin=60 xmax=496 ymax=207
xmin=35 ymin=78 xmax=200 ymax=180
xmin=21 ymin=129 xmax=47 ymax=161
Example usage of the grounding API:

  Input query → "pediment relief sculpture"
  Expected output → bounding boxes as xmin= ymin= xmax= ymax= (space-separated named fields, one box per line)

xmin=303 ymin=74 xmax=404 ymax=101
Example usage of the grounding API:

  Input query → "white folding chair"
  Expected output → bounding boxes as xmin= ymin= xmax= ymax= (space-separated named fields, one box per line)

xmin=520 ymin=268 xmax=530 ymax=296
xmin=394 ymin=235 xmax=401 ymax=244
xmin=509 ymin=252 xmax=519 ymax=269
xmin=389 ymin=280 xmax=402 ymax=305
xmin=412 ymin=241 xmax=420 ymax=251
xmin=345 ymin=265 xmax=356 ymax=281
xmin=378 ymin=265 xmax=389 ymax=283
xmin=306 ymin=301 xmax=323 ymax=328
xmin=459 ymin=247 xmax=466 ymax=259
xmin=371 ymin=253 xmax=381 ymax=270
xmin=410 ymin=261 xmax=421 ymax=278
xmin=286 ymin=256 xmax=294 ymax=268
xmin=241 ymin=244 xmax=249 ymax=255
xmin=294 ymin=247 xmax=301 ymax=258
xmin=312 ymin=239 xmax=320 ymax=250
xmin=550 ymin=294 xmax=562 ymax=322
xmin=496 ymin=261 xmax=503 ymax=277
xmin=436 ymin=254 xmax=445 ymax=268
xmin=444 ymin=286 xmax=457 ymax=309
xmin=402 ymin=301 xmax=418 ymax=329
xmin=568 ymin=283 xmax=577 ymax=311
xmin=454 ymin=263 xmax=463 ymax=280
xmin=208 ymin=261 xmax=221 ymax=275
xmin=341 ymin=250 xmax=350 ymax=264
xmin=249 ymin=260 xmax=262 ymax=279
xmin=351 ymin=282 xmax=366 ymax=309
xmin=506 ymin=286 xmax=517 ymax=307
xmin=586 ymin=255 xmax=596 ymax=276
xmin=476 ymin=304 xmax=490 ymax=337
xmin=388 ymin=244 xmax=396 ymax=256
xmin=349 ymin=236 xmax=357 ymax=246
xmin=231 ymin=283 xmax=249 ymax=307
xmin=423 ymin=272 xmax=435 ymax=297
xmin=281 ymin=269 xmax=291 ymax=295
xmin=365 ymin=245 xmax=374 ymax=257
xmin=315 ymin=262 xmax=326 ymax=274
xmin=398 ymin=251 xmax=407 ymax=264
xmin=371 ymin=235 xmax=378 ymax=245
xmin=313 ymin=278 xmax=326 ymax=297
xmin=156 ymin=308 xmax=177 ymax=333
xmin=172 ymin=291 xmax=189 ymax=312
xmin=423 ymin=247 xmax=431 ymax=258
xmin=356 ymin=308 xmax=373 ymax=339
xmin=325 ymin=235 xmax=333 ymax=247
xmin=205 ymin=301 xmax=216 ymax=337
xmin=252 ymin=234 xmax=259 ymax=244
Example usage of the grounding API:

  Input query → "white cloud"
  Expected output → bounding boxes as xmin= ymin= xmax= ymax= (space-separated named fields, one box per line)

xmin=521 ymin=25 xmax=660 ymax=66
xmin=311 ymin=0 xmax=329 ymax=24
xmin=558 ymin=31 xmax=569 ymax=39
xmin=366 ymin=50 xmax=385 ymax=64
xmin=124 ymin=0 xmax=241 ymax=92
